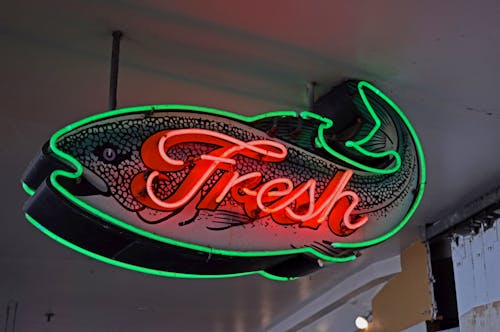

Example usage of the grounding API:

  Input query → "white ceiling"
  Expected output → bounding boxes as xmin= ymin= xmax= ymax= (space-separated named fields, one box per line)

xmin=1 ymin=0 xmax=500 ymax=331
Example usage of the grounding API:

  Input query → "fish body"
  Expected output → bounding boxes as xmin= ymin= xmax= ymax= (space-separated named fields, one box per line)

xmin=22 ymin=80 xmax=425 ymax=279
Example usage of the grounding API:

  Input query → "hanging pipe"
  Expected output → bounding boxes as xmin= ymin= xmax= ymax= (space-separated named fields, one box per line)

xmin=109 ymin=31 xmax=123 ymax=110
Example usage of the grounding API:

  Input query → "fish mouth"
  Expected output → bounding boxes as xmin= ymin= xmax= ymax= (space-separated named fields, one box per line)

xmin=58 ymin=168 xmax=111 ymax=197
xmin=21 ymin=142 xmax=111 ymax=197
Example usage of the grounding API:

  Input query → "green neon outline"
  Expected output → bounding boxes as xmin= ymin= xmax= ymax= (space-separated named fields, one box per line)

xmin=41 ymin=104 xmax=355 ymax=263
xmin=25 ymin=213 xmax=294 ymax=281
xmin=300 ymin=81 xmax=403 ymax=175
xmin=21 ymin=81 xmax=424 ymax=277
xmin=331 ymin=81 xmax=426 ymax=249
xmin=22 ymin=182 xmax=35 ymax=196
xmin=346 ymin=81 xmax=402 ymax=168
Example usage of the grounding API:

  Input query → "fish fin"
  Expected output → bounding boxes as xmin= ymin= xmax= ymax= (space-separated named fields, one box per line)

xmin=302 ymin=80 xmax=402 ymax=174
xmin=135 ymin=192 xmax=201 ymax=225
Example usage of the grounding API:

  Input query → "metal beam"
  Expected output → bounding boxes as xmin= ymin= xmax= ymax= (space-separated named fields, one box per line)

xmin=425 ymin=184 xmax=500 ymax=240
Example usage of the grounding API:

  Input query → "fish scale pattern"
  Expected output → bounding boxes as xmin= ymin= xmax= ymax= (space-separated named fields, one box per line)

xmin=56 ymin=111 xmax=417 ymax=223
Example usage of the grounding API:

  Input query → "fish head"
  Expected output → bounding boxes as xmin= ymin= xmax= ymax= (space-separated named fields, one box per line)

xmin=54 ymin=116 xmax=150 ymax=211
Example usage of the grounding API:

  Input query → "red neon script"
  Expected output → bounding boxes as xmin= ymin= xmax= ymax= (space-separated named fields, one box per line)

xmin=131 ymin=129 xmax=368 ymax=236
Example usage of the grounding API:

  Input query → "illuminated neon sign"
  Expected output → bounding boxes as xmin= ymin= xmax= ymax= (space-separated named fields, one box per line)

xmin=21 ymin=80 xmax=425 ymax=280
xmin=132 ymin=129 xmax=367 ymax=233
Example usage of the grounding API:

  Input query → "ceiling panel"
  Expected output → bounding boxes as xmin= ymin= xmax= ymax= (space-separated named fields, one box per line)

xmin=2 ymin=1 xmax=500 ymax=331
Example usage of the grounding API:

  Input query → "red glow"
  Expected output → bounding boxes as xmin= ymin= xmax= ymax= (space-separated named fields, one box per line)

xmin=131 ymin=129 xmax=367 ymax=236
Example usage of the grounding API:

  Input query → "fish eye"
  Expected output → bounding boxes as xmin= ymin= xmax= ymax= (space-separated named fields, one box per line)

xmin=103 ymin=147 xmax=116 ymax=162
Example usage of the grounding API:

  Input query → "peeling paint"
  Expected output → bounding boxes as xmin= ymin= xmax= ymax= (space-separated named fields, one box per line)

xmin=452 ymin=218 xmax=500 ymax=331
xmin=461 ymin=301 xmax=500 ymax=332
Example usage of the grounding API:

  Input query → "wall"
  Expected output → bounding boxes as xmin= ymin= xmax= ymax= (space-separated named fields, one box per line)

xmin=451 ymin=217 xmax=500 ymax=331
xmin=368 ymin=242 xmax=433 ymax=332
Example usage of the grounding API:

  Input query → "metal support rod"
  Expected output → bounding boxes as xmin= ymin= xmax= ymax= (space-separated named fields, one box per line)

xmin=109 ymin=31 xmax=123 ymax=110
xmin=307 ymin=81 xmax=316 ymax=113
xmin=5 ymin=301 xmax=18 ymax=332
xmin=425 ymin=184 xmax=500 ymax=240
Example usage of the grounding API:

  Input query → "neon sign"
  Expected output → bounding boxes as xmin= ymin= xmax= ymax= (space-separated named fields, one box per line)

xmin=132 ymin=129 xmax=367 ymax=233
xmin=21 ymin=80 xmax=426 ymax=280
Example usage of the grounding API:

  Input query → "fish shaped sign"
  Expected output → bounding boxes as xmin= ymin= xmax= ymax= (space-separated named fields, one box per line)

xmin=22 ymin=80 xmax=425 ymax=280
